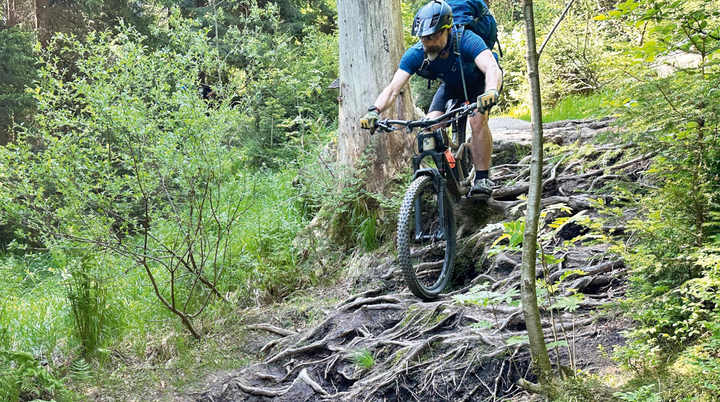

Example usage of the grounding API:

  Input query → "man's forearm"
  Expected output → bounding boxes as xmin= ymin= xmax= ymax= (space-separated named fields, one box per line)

xmin=372 ymin=86 xmax=400 ymax=113
xmin=485 ymin=64 xmax=503 ymax=93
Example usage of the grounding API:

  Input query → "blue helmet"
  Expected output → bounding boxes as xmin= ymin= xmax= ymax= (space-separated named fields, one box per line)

xmin=411 ymin=1 xmax=454 ymax=37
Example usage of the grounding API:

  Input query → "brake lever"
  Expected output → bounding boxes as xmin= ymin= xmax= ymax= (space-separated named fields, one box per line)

xmin=463 ymin=103 xmax=479 ymax=118
xmin=376 ymin=120 xmax=394 ymax=133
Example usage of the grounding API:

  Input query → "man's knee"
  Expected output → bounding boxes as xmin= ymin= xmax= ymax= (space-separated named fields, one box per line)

xmin=470 ymin=113 xmax=489 ymax=133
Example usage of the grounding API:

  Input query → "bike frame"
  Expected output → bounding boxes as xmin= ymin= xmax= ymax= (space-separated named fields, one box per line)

xmin=412 ymin=135 xmax=450 ymax=242
xmin=377 ymin=102 xmax=479 ymax=244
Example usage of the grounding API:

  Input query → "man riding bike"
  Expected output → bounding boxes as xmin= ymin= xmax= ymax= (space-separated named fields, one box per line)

xmin=360 ymin=0 xmax=503 ymax=199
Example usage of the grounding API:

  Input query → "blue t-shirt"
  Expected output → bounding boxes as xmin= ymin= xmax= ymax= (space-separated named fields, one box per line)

xmin=398 ymin=28 xmax=489 ymax=88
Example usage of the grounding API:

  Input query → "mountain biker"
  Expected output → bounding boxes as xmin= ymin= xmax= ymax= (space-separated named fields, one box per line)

xmin=360 ymin=0 xmax=503 ymax=199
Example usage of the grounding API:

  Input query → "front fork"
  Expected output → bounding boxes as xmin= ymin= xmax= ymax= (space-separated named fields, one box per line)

xmin=412 ymin=152 xmax=449 ymax=243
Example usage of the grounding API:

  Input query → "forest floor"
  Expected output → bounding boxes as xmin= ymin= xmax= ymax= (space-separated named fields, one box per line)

xmin=182 ymin=117 xmax=640 ymax=402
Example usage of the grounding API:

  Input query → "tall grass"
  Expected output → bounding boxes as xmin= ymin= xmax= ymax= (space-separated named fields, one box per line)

xmin=0 ymin=254 xmax=70 ymax=355
xmin=0 ymin=253 xmax=72 ymax=401
xmin=224 ymin=169 xmax=310 ymax=303
xmin=506 ymin=90 xmax=611 ymax=122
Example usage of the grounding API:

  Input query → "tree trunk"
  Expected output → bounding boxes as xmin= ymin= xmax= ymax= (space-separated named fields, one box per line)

xmin=520 ymin=0 xmax=554 ymax=387
xmin=6 ymin=0 xmax=18 ymax=27
xmin=337 ymin=0 xmax=416 ymax=194
xmin=34 ymin=0 xmax=49 ymax=46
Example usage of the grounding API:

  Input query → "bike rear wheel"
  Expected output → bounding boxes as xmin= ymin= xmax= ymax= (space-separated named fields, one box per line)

xmin=396 ymin=175 xmax=456 ymax=300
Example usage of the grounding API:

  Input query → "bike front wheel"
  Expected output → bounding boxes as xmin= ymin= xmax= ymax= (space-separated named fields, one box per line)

xmin=396 ymin=175 xmax=456 ymax=300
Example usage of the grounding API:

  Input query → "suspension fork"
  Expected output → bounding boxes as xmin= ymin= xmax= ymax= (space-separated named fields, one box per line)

xmin=412 ymin=163 xmax=450 ymax=243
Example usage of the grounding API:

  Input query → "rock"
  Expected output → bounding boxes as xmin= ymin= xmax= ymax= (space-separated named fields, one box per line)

xmin=580 ymin=127 xmax=597 ymax=140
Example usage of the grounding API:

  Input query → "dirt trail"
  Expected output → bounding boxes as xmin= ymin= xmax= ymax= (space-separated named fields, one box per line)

xmin=191 ymin=117 xmax=639 ymax=402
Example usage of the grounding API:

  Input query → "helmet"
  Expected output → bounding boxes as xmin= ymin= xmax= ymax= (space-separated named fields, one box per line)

xmin=411 ymin=0 xmax=453 ymax=37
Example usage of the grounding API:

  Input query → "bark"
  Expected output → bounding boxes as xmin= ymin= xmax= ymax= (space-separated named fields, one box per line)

xmin=337 ymin=0 xmax=416 ymax=193
xmin=6 ymin=0 xmax=17 ymax=27
xmin=34 ymin=0 xmax=49 ymax=46
xmin=520 ymin=0 xmax=554 ymax=387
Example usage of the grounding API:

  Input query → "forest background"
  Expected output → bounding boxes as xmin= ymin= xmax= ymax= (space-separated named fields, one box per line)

xmin=0 ymin=0 xmax=719 ymax=401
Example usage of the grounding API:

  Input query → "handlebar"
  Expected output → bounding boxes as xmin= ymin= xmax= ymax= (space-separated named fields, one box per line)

xmin=375 ymin=102 xmax=480 ymax=133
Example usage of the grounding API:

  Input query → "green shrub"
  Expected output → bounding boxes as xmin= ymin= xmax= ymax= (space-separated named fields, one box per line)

xmin=0 ymin=14 xmax=253 ymax=337
xmin=0 ymin=350 xmax=68 ymax=402
xmin=0 ymin=27 xmax=37 ymax=147
xmin=65 ymin=256 xmax=118 ymax=356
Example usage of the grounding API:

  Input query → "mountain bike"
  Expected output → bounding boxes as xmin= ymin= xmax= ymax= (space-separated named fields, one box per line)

xmin=370 ymin=100 xmax=480 ymax=300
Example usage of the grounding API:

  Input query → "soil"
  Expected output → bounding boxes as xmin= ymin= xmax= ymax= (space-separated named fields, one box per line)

xmin=187 ymin=117 xmax=639 ymax=402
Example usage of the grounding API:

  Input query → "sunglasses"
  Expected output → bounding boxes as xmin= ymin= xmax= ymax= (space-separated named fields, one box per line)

xmin=421 ymin=29 xmax=445 ymax=41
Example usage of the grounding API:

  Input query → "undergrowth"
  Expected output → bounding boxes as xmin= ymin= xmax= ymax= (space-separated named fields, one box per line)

xmin=506 ymin=89 xmax=612 ymax=122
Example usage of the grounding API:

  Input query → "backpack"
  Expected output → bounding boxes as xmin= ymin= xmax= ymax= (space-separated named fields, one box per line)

xmin=445 ymin=0 xmax=499 ymax=52
xmin=415 ymin=0 xmax=501 ymax=90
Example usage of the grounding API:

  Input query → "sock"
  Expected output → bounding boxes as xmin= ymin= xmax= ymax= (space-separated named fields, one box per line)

xmin=475 ymin=170 xmax=489 ymax=183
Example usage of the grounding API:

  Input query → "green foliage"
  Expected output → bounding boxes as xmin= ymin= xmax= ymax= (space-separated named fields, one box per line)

xmin=489 ymin=203 xmax=580 ymax=255
xmin=454 ymin=284 xmax=521 ymax=308
xmin=582 ymin=0 xmax=720 ymax=394
xmin=206 ymin=5 xmax=339 ymax=168
xmin=293 ymin=137 xmax=407 ymax=253
xmin=0 ymin=253 xmax=69 ymax=357
xmin=506 ymin=335 xmax=529 ymax=346
xmin=0 ymin=15 xmax=260 ymax=337
xmin=64 ymin=255 xmax=117 ymax=356
xmin=0 ymin=27 xmax=37 ymax=146
xmin=552 ymin=373 xmax=620 ymax=402
xmin=228 ymin=170 xmax=313 ymax=301
xmin=0 ymin=350 xmax=68 ymax=402
xmin=678 ymin=322 xmax=720 ymax=398
xmin=593 ymin=0 xmax=720 ymax=370
xmin=180 ymin=0 xmax=337 ymax=39
xmin=614 ymin=384 xmax=660 ymax=402
xmin=454 ymin=284 xmax=520 ymax=329
xmin=541 ymin=3 xmax=611 ymax=103
xmin=509 ymin=89 xmax=613 ymax=122
xmin=352 ymin=348 xmax=375 ymax=370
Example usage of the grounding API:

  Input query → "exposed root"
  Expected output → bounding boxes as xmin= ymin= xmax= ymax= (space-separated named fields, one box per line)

xmin=234 ymin=368 xmax=327 ymax=398
xmin=297 ymin=368 xmax=329 ymax=396
xmin=339 ymin=295 xmax=404 ymax=312
xmin=246 ymin=324 xmax=298 ymax=337
xmin=338 ymin=288 xmax=385 ymax=307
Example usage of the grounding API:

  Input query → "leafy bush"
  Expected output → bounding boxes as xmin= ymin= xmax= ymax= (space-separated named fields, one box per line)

xmin=589 ymin=0 xmax=720 ymax=392
xmin=0 ymin=14 xmax=256 ymax=337
xmin=210 ymin=5 xmax=339 ymax=168
xmin=0 ymin=350 xmax=68 ymax=402
xmin=0 ymin=27 xmax=37 ymax=147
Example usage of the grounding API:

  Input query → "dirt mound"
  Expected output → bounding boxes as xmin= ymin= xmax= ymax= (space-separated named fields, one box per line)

xmin=191 ymin=117 xmax=643 ymax=402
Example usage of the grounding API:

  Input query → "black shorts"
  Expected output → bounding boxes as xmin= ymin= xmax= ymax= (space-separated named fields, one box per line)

xmin=428 ymin=78 xmax=486 ymax=113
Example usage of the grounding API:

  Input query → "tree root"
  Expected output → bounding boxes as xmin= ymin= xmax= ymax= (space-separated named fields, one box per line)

xmin=246 ymin=324 xmax=298 ymax=337
xmin=235 ymin=368 xmax=327 ymax=398
xmin=548 ymin=260 xmax=624 ymax=284
xmin=339 ymin=295 xmax=404 ymax=312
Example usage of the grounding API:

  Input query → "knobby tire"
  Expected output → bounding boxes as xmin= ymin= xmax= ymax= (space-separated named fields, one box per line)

xmin=397 ymin=175 xmax=456 ymax=300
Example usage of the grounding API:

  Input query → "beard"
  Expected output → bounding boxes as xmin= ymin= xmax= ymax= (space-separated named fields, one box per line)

xmin=425 ymin=48 xmax=442 ymax=61
xmin=423 ymin=34 xmax=448 ymax=61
